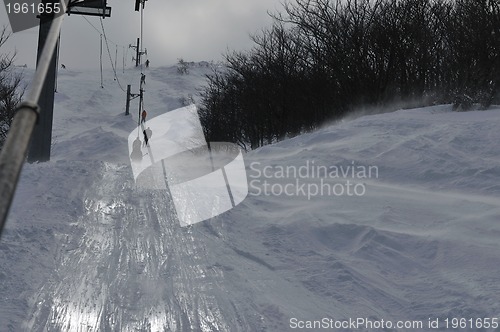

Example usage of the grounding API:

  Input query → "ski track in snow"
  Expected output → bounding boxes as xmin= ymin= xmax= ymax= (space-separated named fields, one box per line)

xmin=24 ymin=163 xmax=249 ymax=332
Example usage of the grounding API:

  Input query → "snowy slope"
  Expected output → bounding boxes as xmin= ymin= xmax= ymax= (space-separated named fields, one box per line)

xmin=1 ymin=64 xmax=500 ymax=332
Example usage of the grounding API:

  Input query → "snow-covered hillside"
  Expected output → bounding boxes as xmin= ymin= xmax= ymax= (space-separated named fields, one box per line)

xmin=1 ymin=64 xmax=500 ymax=331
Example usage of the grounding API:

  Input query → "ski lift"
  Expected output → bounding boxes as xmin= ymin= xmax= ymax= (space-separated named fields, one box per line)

xmin=135 ymin=0 xmax=148 ymax=11
xmin=67 ymin=0 xmax=111 ymax=18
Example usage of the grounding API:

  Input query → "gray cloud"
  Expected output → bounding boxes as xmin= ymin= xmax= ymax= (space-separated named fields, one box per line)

xmin=1 ymin=0 xmax=286 ymax=69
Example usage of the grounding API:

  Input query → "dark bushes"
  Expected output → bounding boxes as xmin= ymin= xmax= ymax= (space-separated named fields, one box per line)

xmin=199 ymin=0 xmax=500 ymax=149
xmin=0 ymin=27 xmax=24 ymax=149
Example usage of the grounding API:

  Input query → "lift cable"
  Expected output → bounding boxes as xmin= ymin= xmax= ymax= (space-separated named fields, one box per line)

xmin=100 ymin=17 xmax=126 ymax=92
xmin=80 ymin=15 xmax=124 ymax=50
xmin=76 ymin=14 xmax=127 ymax=90
xmin=80 ymin=15 xmax=101 ymax=35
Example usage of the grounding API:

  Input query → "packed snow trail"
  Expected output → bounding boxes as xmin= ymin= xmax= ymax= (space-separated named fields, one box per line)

xmin=25 ymin=163 xmax=254 ymax=332
xmin=15 ymin=157 xmax=500 ymax=332
xmin=3 ymin=67 xmax=500 ymax=332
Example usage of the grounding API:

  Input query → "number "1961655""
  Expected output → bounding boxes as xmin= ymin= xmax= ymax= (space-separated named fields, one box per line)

xmin=5 ymin=2 xmax=61 ymax=15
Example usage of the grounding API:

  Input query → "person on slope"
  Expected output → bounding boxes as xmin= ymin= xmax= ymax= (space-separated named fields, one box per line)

xmin=141 ymin=109 xmax=147 ymax=124
xmin=143 ymin=127 xmax=152 ymax=147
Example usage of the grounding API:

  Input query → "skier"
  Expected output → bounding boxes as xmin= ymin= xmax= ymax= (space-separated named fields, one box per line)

xmin=141 ymin=109 xmax=147 ymax=124
xmin=145 ymin=59 xmax=150 ymax=68
xmin=143 ymin=127 xmax=152 ymax=147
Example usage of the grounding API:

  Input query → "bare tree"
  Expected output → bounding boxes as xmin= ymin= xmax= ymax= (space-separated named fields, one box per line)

xmin=200 ymin=0 xmax=500 ymax=149
xmin=0 ymin=27 xmax=25 ymax=149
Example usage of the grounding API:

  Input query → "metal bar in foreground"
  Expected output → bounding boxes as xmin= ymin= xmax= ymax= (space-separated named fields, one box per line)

xmin=0 ymin=0 xmax=67 ymax=236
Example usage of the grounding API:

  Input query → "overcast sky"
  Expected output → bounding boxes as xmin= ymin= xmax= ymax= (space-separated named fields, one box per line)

xmin=1 ymin=0 xmax=286 ymax=69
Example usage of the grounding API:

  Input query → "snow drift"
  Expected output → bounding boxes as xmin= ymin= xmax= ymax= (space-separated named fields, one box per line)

xmin=1 ymin=64 xmax=500 ymax=331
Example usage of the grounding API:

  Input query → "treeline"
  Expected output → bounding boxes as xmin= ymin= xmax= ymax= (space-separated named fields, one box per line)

xmin=0 ymin=27 xmax=24 ymax=150
xmin=199 ymin=0 xmax=500 ymax=150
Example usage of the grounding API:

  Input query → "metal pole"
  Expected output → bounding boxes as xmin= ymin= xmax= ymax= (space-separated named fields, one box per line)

xmin=140 ymin=0 xmax=143 ymax=67
xmin=27 ymin=0 xmax=61 ymax=163
xmin=135 ymin=37 xmax=140 ymax=67
xmin=126 ymin=85 xmax=131 ymax=115
xmin=0 ymin=0 xmax=67 ymax=234
xmin=138 ymin=88 xmax=143 ymax=126
xmin=114 ymin=46 xmax=118 ymax=78
xmin=100 ymin=33 xmax=103 ymax=88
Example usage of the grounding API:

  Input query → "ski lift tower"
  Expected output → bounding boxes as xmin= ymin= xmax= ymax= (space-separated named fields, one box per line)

xmin=27 ymin=0 xmax=111 ymax=163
